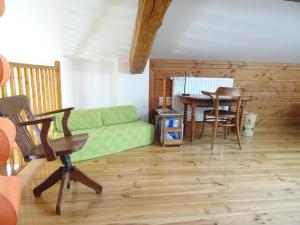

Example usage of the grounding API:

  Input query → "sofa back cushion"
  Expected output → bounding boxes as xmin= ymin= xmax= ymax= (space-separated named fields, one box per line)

xmin=101 ymin=105 xmax=138 ymax=126
xmin=55 ymin=108 xmax=102 ymax=132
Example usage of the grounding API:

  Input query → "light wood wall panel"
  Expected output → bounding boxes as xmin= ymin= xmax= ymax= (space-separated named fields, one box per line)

xmin=149 ymin=59 xmax=300 ymax=129
xmin=0 ymin=61 xmax=62 ymax=175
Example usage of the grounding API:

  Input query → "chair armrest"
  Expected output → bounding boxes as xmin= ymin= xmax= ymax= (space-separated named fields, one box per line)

xmin=33 ymin=107 xmax=73 ymax=137
xmin=202 ymin=91 xmax=217 ymax=112
xmin=17 ymin=117 xmax=54 ymax=126
xmin=33 ymin=107 xmax=74 ymax=118
xmin=17 ymin=117 xmax=56 ymax=161
xmin=201 ymin=91 xmax=216 ymax=99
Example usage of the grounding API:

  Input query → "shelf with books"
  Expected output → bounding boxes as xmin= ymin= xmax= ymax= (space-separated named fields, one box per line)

xmin=155 ymin=109 xmax=183 ymax=146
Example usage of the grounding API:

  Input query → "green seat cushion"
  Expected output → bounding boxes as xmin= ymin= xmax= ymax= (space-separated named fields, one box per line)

xmin=101 ymin=105 xmax=138 ymax=126
xmin=54 ymin=120 xmax=154 ymax=162
xmin=55 ymin=108 xmax=102 ymax=132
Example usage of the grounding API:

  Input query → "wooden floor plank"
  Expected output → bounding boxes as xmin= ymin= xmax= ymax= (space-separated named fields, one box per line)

xmin=17 ymin=131 xmax=300 ymax=225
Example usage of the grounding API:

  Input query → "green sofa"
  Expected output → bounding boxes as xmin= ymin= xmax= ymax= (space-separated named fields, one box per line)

xmin=53 ymin=105 xmax=154 ymax=162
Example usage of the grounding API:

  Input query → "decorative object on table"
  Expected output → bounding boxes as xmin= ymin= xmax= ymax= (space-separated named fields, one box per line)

xmin=155 ymin=108 xmax=183 ymax=146
xmin=242 ymin=112 xmax=257 ymax=136
xmin=0 ymin=55 xmax=11 ymax=85
xmin=199 ymin=87 xmax=242 ymax=150
xmin=182 ymin=71 xmax=193 ymax=96
xmin=0 ymin=95 xmax=103 ymax=215
xmin=0 ymin=0 xmax=5 ymax=17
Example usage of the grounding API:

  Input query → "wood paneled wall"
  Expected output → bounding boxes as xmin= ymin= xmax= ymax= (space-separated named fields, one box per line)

xmin=0 ymin=61 xmax=62 ymax=175
xmin=149 ymin=59 xmax=300 ymax=129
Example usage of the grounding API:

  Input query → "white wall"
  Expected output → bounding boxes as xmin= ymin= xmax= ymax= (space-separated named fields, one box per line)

xmin=0 ymin=0 xmax=150 ymax=121
xmin=116 ymin=60 xmax=149 ymax=121
xmin=0 ymin=0 xmax=61 ymax=64
xmin=61 ymin=59 xmax=149 ymax=121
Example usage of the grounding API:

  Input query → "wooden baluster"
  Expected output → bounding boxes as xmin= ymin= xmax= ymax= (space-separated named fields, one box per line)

xmin=24 ymin=68 xmax=31 ymax=101
xmin=17 ymin=67 xmax=27 ymax=124
xmin=40 ymin=68 xmax=47 ymax=113
xmin=48 ymin=69 xmax=53 ymax=112
xmin=50 ymin=69 xmax=57 ymax=110
xmin=44 ymin=69 xmax=50 ymax=113
xmin=54 ymin=61 xmax=62 ymax=109
xmin=35 ymin=68 xmax=42 ymax=114
xmin=23 ymin=67 xmax=35 ymax=141
xmin=9 ymin=67 xmax=16 ymax=96
xmin=30 ymin=68 xmax=38 ymax=114
xmin=1 ymin=84 xmax=7 ymax=97
xmin=16 ymin=67 xmax=24 ymax=95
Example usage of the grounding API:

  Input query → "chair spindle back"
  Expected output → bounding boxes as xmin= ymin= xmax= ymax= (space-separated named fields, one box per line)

xmin=215 ymin=87 xmax=242 ymax=116
xmin=0 ymin=95 xmax=40 ymax=161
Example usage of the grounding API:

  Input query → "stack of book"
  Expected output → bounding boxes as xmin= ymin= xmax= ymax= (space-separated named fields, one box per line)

xmin=155 ymin=109 xmax=183 ymax=146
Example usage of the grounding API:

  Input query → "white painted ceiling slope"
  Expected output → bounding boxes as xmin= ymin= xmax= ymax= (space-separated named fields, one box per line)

xmin=151 ymin=0 xmax=300 ymax=63
xmin=0 ymin=0 xmax=138 ymax=63
xmin=1 ymin=0 xmax=300 ymax=64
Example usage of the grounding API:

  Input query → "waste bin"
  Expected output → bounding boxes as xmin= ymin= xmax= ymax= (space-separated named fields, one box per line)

xmin=242 ymin=112 xmax=257 ymax=136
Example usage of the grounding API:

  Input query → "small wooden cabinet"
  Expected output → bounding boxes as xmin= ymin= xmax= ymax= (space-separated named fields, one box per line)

xmin=155 ymin=109 xmax=183 ymax=146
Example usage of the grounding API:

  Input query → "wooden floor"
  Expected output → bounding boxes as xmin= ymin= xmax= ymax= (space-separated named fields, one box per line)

xmin=17 ymin=130 xmax=300 ymax=225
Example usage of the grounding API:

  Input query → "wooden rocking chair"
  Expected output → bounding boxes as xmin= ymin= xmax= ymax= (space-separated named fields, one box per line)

xmin=0 ymin=95 xmax=102 ymax=215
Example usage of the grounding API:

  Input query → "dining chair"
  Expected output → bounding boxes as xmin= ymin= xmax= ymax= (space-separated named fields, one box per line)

xmin=0 ymin=95 xmax=103 ymax=215
xmin=199 ymin=87 xmax=242 ymax=150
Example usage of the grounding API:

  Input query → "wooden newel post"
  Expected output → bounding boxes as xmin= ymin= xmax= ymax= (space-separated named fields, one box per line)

xmin=54 ymin=61 xmax=62 ymax=109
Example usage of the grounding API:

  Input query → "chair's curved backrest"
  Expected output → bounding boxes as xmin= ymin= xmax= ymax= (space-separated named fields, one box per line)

xmin=0 ymin=95 xmax=40 ymax=161
xmin=215 ymin=87 xmax=242 ymax=116
xmin=215 ymin=87 xmax=241 ymax=97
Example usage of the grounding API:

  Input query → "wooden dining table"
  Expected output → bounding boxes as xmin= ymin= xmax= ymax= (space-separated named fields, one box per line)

xmin=179 ymin=95 xmax=248 ymax=142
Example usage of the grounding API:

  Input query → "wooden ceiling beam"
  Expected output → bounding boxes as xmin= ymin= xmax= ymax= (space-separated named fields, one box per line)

xmin=130 ymin=0 xmax=172 ymax=74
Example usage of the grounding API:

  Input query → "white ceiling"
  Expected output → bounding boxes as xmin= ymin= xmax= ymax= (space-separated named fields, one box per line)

xmin=151 ymin=0 xmax=300 ymax=63
xmin=1 ymin=0 xmax=300 ymax=64
xmin=58 ymin=0 xmax=138 ymax=60
xmin=0 ymin=0 xmax=138 ymax=63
